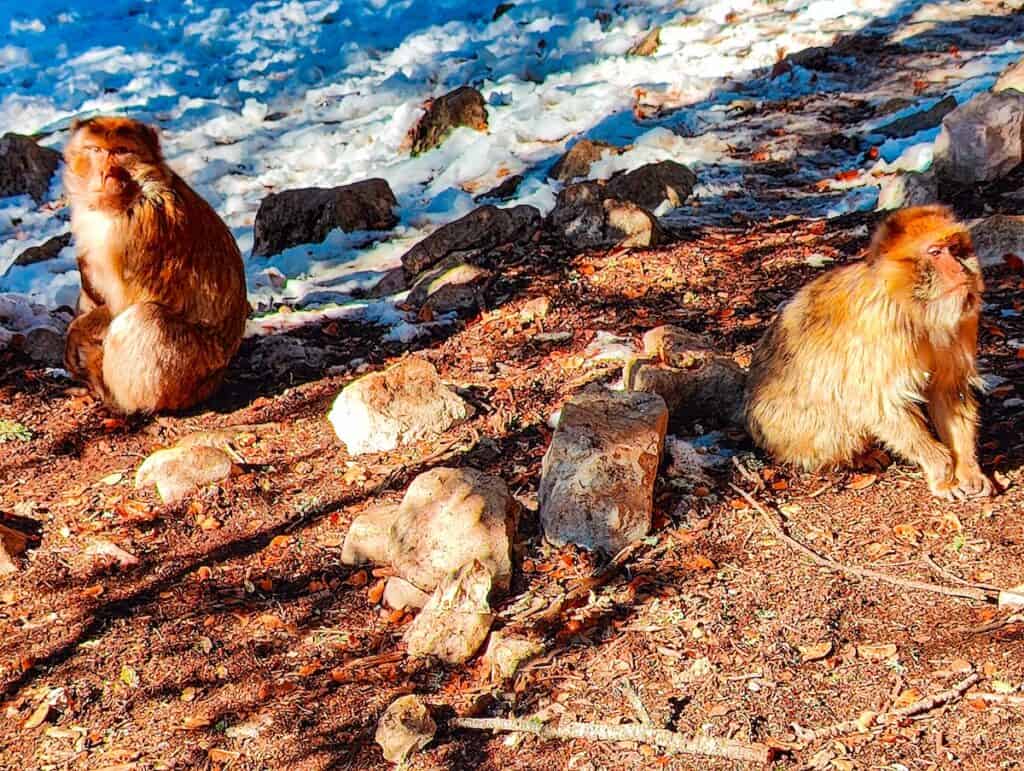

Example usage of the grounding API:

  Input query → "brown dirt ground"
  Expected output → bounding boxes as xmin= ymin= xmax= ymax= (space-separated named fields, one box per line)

xmin=4 ymin=9 xmax=1024 ymax=771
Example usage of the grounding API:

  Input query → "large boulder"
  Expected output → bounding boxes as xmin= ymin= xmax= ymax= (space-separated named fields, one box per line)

xmin=400 ymin=204 xmax=540 ymax=276
xmin=546 ymin=182 xmax=665 ymax=249
xmin=539 ymin=386 xmax=668 ymax=553
xmin=628 ymin=325 xmax=747 ymax=426
xmin=549 ymin=139 xmax=622 ymax=182
xmin=404 ymin=560 xmax=495 ymax=664
xmin=0 ymin=134 xmax=60 ymax=203
xmin=969 ymin=215 xmax=1024 ymax=267
xmin=328 ymin=357 xmax=473 ymax=455
xmin=408 ymin=86 xmax=488 ymax=155
xmin=251 ymin=179 xmax=398 ymax=257
xmin=933 ymin=91 xmax=1024 ymax=186
xmin=605 ymin=160 xmax=697 ymax=210
xmin=388 ymin=467 xmax=517 ymax=594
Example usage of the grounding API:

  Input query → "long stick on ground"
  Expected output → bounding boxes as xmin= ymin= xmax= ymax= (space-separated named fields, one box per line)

xmin=793 ymin=673 xmax=980 ymax=744
xmin=728 ymin=485 xmax=991 ymax=603
xmin=451 ymin=717 xmax=772 ymax=764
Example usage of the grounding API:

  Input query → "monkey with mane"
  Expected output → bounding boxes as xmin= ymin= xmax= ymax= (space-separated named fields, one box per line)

xmin=63 ymin=116 xmax=248 ymax=414
xmin=745 ymin=205 xmax=993 ymax=500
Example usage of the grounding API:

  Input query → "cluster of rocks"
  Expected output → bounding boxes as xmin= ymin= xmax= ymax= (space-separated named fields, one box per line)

xmin=240 ymin=84 xmax=697 ymax=321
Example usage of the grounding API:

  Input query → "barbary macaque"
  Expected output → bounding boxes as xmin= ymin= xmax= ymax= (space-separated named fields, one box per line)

xmin=745 ymin=205 xmax=993 ymax=500
xmin=63 ymin=116 xmax=248 ymax=413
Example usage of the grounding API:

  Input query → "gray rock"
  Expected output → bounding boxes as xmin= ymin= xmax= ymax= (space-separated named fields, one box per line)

xmin=539 ymin=385 xmax=668 ymax=553
xmin=13 ymin=233 xmax=71 ymax=267
xmin=876 ymin=171 xmax=939 ymax=210
xmin=408 ymin=86 xmax=488 ymax=156
xmin=251 ymin=178 xmax=398 ymax=257
xmin=0 ymin=133 xmax=60 ymax=203
xmin=549 ymin=139 xmax=622 ymax=182
xmin=135 ymin=445 xmax=234 ymax=504
xmin=250 ymin=334 xmax=325 ymax=376
xmin=547 ymin=182 xmax=666 ymax=249
xmin=388 ymin=467 xmax=517 ymax=593
xmin=365 ymin=266 xmax=408 ymax=298
xmin=969 ymin=214 xmax=1024 ymax=267
xmin=400 ymin=204 xmax=540 ymax=276
xmin=994 ymin=57 xmax=1024 ymax=94
xmin=375 ymin=695 xmax=436 ymax=764
xmin=341 ymin=504 xmax=400 ymax=566
xmin=327 ymin=357 xmax=473 ymax=455
xmin=407 ymin=255 xmax=492 ymax=314
xmin=605 ymin=160 xmax=697 ymax=210
xmin=20 ymin=327 xmax=65 ymax=366
xmin=404 ymin=560 xmax=495 ymax=664
xmin=933 ymin=91 xmax=1024 ymax=186
xmin=877 ymin=96 xmax=957 ymax=139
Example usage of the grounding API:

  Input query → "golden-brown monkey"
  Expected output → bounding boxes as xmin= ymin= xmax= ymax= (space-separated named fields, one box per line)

xmin=63 ymin=116 xmax=248 ymax=413
xmin=745 ymin=205 xmax=992 ymax=500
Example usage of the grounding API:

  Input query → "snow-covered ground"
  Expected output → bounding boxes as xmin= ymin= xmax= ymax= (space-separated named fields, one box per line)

xmin=0 ymin=0 xmax=1020 ymax=340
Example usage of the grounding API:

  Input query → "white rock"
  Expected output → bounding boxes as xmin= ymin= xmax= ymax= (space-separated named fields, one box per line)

xmin=374 ymin=695 xmax=436 ymax=764
xmin=388 ymin=467 xmax=517 ymax=593
xmin=934 ymin=91 xmax=1024 ymax=186
xmin=135 ymin=445 xmax=234 ymax=504
xmin=404 ymin=560 xmax=495 ymax=664
xmin=328 ymin=357 xmax=473 ymax=455
xmin=483 ymin=632 xmax=544 ymax=682
xmin=340 ymin=504 xmax=400 ymax=566
xmin=383 ymin=576 xmax=431 ymax=610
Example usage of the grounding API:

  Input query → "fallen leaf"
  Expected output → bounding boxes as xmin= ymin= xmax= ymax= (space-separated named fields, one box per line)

xmin=847 ymin=473 xmax=877 ymax=491
xmin=120 ymin=666 xmax=140 ymax=689
xmin=857 ymin=643 xmax=897 ymax=661
xmin=685 ymin=555 xmax=716 ymax=571
xmin=798 ymin=640 xmax=833 ymax=662
xmin=181 ymin=715 xmax=213 ymax=730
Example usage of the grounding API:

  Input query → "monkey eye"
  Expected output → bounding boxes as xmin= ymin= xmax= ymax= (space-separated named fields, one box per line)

xmin=927 ymin=246 xmax=942 ymax=257
xmin=110 ymin=147 xmax=134 ymax=157
xmin=82 ymin=145 xmax=103 ymax=154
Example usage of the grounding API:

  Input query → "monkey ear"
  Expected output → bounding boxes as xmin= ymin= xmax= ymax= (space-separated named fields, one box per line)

xmin=869 ymin=216 xmax=903 ymax=260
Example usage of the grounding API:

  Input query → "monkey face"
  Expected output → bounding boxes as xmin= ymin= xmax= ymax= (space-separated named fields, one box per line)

xmin=64 ymin=117 xmax=163 ymax=210
xmin=913 ymin=233 xmax=982 ymax=303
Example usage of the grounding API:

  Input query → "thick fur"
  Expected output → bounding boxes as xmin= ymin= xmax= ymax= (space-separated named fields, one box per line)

xmin=745 ymin=205 xmax=992 ymax=500
xmin=63 ymin=116 xmax=248 ymax=413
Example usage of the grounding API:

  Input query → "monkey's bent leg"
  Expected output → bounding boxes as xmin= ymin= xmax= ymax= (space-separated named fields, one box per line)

xmin=928 ymin=386 xmax=993 ymax=498
xmin=873 ymin=408 xmax=957 ymax=499
xmin=101 ymin=303 xmax=233 ymax=414
xmin=65 ymin=305 xmax=112 ymax=400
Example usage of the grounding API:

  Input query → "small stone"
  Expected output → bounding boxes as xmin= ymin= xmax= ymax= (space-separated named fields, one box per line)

xmin=13 ymin=233 xmax=71 ymax=267
xmin=135 ymin=445 xmax=234 ymax=504
xmin=994 ymin=57 xmax=1024 ymax=94
xmin=546 ymin=182 xmax=666 ymax=250
xmin=328 ymin=357 xmax=473 ymax=455
xmin=388 ymin=467 xmax=517 ymax=593
xmin=0 ymin=133 xmax=60 ymax=203
xmin=407 ymin=257 xmax=492 ymax=314
xmin=20 ymin=327 xmax=65 ymax=366
xmin=876 ymin=171 xmax=939 ymax=210
xmin=549 ymin=139 xmax=622 ymax=183
xmin=251 ymin=178 xmax=398 ymax=257
xmin=933 ymin=91 xmax=1024 ymax=186
xmin=483 ymin=632 xmax=544 ymax=681
xmin=969 ymin=214 xmax=1024 ymax=267
xmin=404 ymin=560 xmax=495 ymax=664
xmin=383 ymin=576 xmax=431 ymax=610
xmin=539 ymin=386 xmax=668 ymax=553
xmin=365 ymin=266 xmax=408 ymax=299
xmin=340 ymin=504 xmax=400 ymax=566
xmin=408 ymin=86 xmax=488 ymax=156
xmin=375 ymin=695 xmax=436 ymax=764
xmin=519 ymin=296 xmax=551 ymax=323
xmin=627 ymin=27 xmax=661 ymax=57
xmin=401 ymin=204 xmax=540 ymax=276
xmin=876 ymin=96 xmax=957 ymax=139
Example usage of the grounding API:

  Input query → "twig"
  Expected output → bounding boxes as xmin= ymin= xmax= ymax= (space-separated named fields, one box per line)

xmin=922 ymin=553 xmax=1001 ymax=594
xmin=729 ymin=485 xmax=992 ymax=603
xmin=618 ymin=678 xmax=653 ymax=726
xmin=967 ymin=691 xmax=1024 ymax=708
xmin=793 ymin=673 xmax=981 ymax=744
xmin=731 ymin=456 xmax=764 ymax=490
xmin=451 ymin=716 xmax=772 ymax=764
xmin=970 ymin=612 xmax=1024 ymax=635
